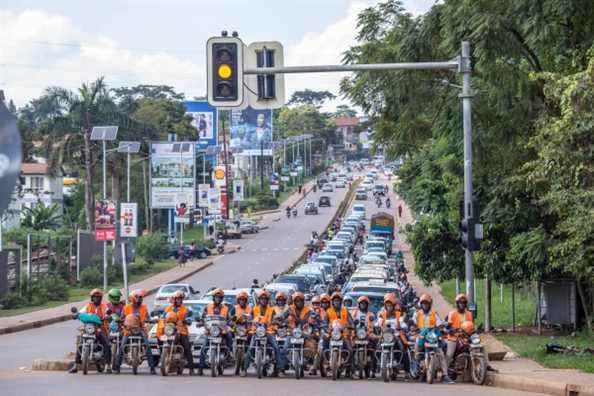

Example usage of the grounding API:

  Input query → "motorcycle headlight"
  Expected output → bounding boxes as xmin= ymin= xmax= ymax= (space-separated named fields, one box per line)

xmin=331 ymin=328 xmax=342 ymax=341
xmin=237 ymin=327 xmax=246 ymax=337
xmin=470 ymin=334 xmax=481 ymax=344
xmin=211 ymin=326 xmax=221 ymax=337
xmin=256 ymin=326 xmax=266 ymax=337
xmin=357 ymin=328 xmax=367 ymax=340
xmin=109 ymin=322 xmax=119 ymax=332
xmin=165 ymin=325 xmax=176 ymax=336
xmin=382 ymin=332 xmax=394 ymax=343
xmin=293 ymin=328 xmax=303 ymax=338
xmin=426 ymin=331 xmax=438 ymax=343
xmin=84 ymin=324 xmax=96 ymax=335
xmin=278 ymin=328 xmax=287 ymax=338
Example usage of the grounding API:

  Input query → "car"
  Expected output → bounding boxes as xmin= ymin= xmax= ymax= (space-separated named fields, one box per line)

xmin=149 ymin=297 xmax=211 ymax=345
xmin=344 ymin=291 xmax=385 ymax=314
xmin=153 ymin=283 xmax=197 ymax=309
xmin=274 ymin=274 xmax=312 ymax=293
xmin=367 ymin=251 xmax=388 ymax=262
xmin=322 ymin=183 xmax=334 ymax=192
xmin=374 ymin=184 xmax=386 ymax=196
xmin=335 ymin=180 xmax=346 ymax=188
xmin=264 ymin=283 xmax=298 ymax=303
xmin=240 ymin=219 xmax=259 ymax=234
xmin=355 ymin=188 xmax=367 ymax=200
xmin=317 ymin=178 xmax=328 ymax=188
xmin=318 ymin=196 xmax=331 ymax=207
xmin=352 ymin=203 xmax=366 ymax=218
xmin=304 ymin=201 xmax=319 ymax=215
xmin=205 ymin=288 xmax=258 ymax=307
xmin=169 ymin=243 xmax=211 ymax=260
xmin=365 ymin=239 xmax=386 ymax=252
xmin=349 ymin=281 xmax=399 ymax=296
xmin=361 ymin=180 xmax=373 ymax=191
xmin=359 ymin=254 xmax=387 ymax=266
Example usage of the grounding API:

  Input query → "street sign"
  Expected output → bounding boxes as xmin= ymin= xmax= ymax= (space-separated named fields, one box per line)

xmin=198 ymin=183 xmax=210 ymax=207
xmin=117 ymin=141 xmax=141 ymax=154
xmin=91 ymin=126 xmax=118 ymax=141
xmin=206 ymin=36 xmax=245 ymax=107
xmin=0 ymin=101 xmax=21 ymax=217
xmin=245 ymin=41 xmax=285 ymax=109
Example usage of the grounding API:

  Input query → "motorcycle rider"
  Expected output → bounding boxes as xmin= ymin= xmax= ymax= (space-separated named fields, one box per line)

xmin=284 ymin=292 xmax=314 ymax=373
xmin=386 ymin=197 xmax=391 ymax=208
xmin=325 ymin=292 xmax=354 ymax=377
xmin=414 ymin=293 xmax=454 ymax=384
xmin=164 ymin=290 xmax=194 ymax=375
xmin=70 ymin=289 xmax=111 ymax=373
xmin=445 ymin=293 xmax=474 ymax=366
xmin=106 ymin=288 xmax=125 ymax=318
xmin=117 ymin=289 xmax=156 ymax=374
xmin=377 ymin=293 xmax=410 ymax=375
xmin=286 ymin=206 xmax=292 ymax=217
xmin=273 ymin=292 xmax=289 ymax=319
xmin=343 ymin=295 xmax=354 ymax=311
xmin=199 ymin=288 xmax=232 ymax=374
xmin=351 ymin=296 xmax=377 ymax=378
xmin=216 ymin=237 xmax=225 ymax=254
xmin=231 ymin=290 xmax=252 ymax=377
xmin=246 ymin=290 xmax=282 ymax=377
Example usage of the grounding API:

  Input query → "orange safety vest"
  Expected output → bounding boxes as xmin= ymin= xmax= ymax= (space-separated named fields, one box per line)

xmin=164 ymin=305 xmax=190 ymax=336
xmin=326 ymin=306 xmax=349 ymax=327
xmin=123 ymin=304 xmax=148 ymax=324
xmin=448 ymin=309 xmax=473 ymax=329
xmin=288 ymin=305 xmax=312 ymax=330
xmin=252 ymin=305 xmax=275 ymax=334
xmin=234 ymin=304 xmax=252 ymax=322
xmin=352 ymin=309 xmax=375 ymax=334
xmin=415 ymin=309 xmax=437 ymax=329
xmin=84 ymin=302 xmax=108 ymax=332
xmin=206 ymin=303 xmax=229 ymax=318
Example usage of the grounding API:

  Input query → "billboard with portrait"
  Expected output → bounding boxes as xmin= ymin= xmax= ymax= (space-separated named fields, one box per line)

xmin=184 ymin=101 xmax=218 ymax=151
xmin=95 ymin=200 xmax=116 ymax=241
xmin=150 ymin=142 xmax=196 ymax=209
xmin=230 ymin=107 xmax=273 ymax=156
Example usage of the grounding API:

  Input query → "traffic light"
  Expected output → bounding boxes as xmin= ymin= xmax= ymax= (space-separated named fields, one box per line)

xmin=460 ymin=217 xmax=480 ymax=251
xmin=207 ymin=36 xmax=244 ymax=107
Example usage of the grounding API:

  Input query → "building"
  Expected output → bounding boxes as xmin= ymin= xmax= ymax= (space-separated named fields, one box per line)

xmin=19 ymin=163 xmax=64 ymax=213
xmin=334 ymin=116 xmax=359 ymax=151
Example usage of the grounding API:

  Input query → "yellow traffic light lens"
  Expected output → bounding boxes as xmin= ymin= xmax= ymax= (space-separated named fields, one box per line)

xmin=218 ymin=64 xmax=232 ymax=79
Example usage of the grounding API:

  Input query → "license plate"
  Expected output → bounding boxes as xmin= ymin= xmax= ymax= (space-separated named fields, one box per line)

xmin=151 ymin=348 xmax=160 ymax=355
xmin=290 ymin=338 xmax=303 ymax=344
xmin=381 ymin=343 xmax=393 ymax=347
xmin=192 ymin=351 xmax=201 ymax=357
xmin=210 ymin=337 xmax=222 ymax=343
xmin=355 ymin=341 xmax=368 ymax=345
xmin=330 ymin=341 xmax=342 ymax=347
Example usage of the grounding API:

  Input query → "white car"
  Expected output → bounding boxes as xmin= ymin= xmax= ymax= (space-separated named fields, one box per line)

xmin=362 ymin=180 xmax=373 ymax=191
xmin=352 ymin=203 xmax=366 ymax=218
xmin=322 ymin=183 xmax=334 ymax=192
xmin=154 ymin=283 xmax=197 ymax=309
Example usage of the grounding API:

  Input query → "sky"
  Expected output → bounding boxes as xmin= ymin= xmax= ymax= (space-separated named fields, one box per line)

xmin=0 ymin=0 xmax=436 ymax=112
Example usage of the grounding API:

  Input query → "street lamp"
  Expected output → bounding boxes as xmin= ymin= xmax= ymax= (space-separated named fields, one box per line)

xmin=91 ymin=125 xmax=118 ymax=291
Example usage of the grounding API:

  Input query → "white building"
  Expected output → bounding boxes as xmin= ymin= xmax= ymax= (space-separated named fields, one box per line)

xmin=19 ymin=163 xmax=64 ymax=213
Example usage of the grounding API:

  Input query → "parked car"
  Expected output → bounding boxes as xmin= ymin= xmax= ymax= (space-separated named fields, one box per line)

xmin=318 ymin=196 xmax=331 ymax=207
xmin=169 ymin=243 xmax=211 ymax=260
xmin=304 ymin=202 xmax=319 ymax=215
xmin=239 ymin=219 xmax=259 ymax=234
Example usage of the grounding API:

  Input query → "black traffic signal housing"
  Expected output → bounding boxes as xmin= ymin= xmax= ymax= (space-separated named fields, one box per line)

xmin=460 ymin=217 xmax=480 ymax=251
xmin=207 ymin=36 xmax=244 ymax=107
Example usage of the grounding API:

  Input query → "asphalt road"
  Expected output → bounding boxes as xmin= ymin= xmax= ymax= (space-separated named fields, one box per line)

xmin=0 ymin=173 xmax=546 ymax=395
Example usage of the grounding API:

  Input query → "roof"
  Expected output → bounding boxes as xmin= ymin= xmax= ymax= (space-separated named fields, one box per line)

xmin=21 ymin=163 xmax=50 ymax=175
xmin=334 ymin=116 xmax=359 ymax=127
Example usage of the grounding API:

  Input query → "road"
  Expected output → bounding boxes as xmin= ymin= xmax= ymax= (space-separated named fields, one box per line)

xmin=0 ymin=174 xmax=545 ymax=395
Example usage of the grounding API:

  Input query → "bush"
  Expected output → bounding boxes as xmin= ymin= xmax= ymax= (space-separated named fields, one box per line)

xmin=137 ymin=232 xmax=168 ymax=264
xmin=80 ymin=266 xmax=102 ymax=288
xmin=0 ymin=275 xmax=70 ymax=309
xmin=130 ymin=257 xmax=153 ymax=275
xmin=107 ymin=264 xmax=123 ymax=284
xmin=0 ymin=292 xmax=28 ymax=309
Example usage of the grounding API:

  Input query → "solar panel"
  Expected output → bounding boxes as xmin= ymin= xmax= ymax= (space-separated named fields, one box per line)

xmin=90 ymin=126 xmax=118 ymax=141
xmin=117 ymin=141 xmax=141 ymax=154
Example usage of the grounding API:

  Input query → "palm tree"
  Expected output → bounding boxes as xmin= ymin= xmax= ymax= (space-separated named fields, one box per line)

xmin=21 ymin=202 xmax=62 ymax=230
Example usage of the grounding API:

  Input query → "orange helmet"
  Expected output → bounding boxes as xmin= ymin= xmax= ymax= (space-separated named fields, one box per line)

xmin=258 ymin=290 xmax=271 ymax=299
xmin=275 ymin=292 xmax=287 ymax=302
xmin=292 ymin=292 xmax=305 ymax=302
xmin=384 ymin=293 xmax=397 ymax=305
xmin=89 ymin=288 xmax=103 ymax=297
xmin=236 ymin=291 xmax=249 ymax=302
xmin=331 ymin=292 xmax=342 ymax=301
xmin=419 ymin=293 xmax=432 ymax=304
xmin=455 ymin=293 xmax=468 ymax=303
xmin=320 ymin=293 xmax=331 ymax=303
xmin=169 ymin=290 xmax=185 ymax=303
xmin=165 ymin=312 xmax=178 ymax=323
xmin=212 ymin=288 xmax=225 ymax=298
xmin=128 ymin=289 xmax=146 ymax=304
xmin=357 ymin=296 xmax=370 ymax=304
xmin=311 ymin=295 xmax=321 ymax=304
xmin=461 ymin=321 xmax=475 ymax=335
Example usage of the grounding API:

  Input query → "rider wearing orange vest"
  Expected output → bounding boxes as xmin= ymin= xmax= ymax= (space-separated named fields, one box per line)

xmin=445 ymin=293 xmax=473 ymax=365
xmin=324 ymin=292 xmax=354 ymax=377
xmin=231 ymin=290 xmax=252 ymax=323
xmin=351 ymin=295 xmax=377 ymax=378
xmin=246 ymin=290 xmax=281 ymax=376
xmin=164 ymin=290 xmax=194 ymax=375
xmin=198 ymin=288 xmax=232 ymax=374
xmin=118 ymin=289 xmax=155 ymax=373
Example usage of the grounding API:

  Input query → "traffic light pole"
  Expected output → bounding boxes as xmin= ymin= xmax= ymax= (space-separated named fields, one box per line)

xmin=242 ymin=41 xmax=475 ymax=310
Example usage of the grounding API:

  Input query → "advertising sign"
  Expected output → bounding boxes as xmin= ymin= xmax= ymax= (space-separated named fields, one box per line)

xmin=150 ymin=142 xmax=196 ymax=209
xmin=233 ymin=180 xmax=244 ymax=202
xmin=120 ymin=203 xmax=137 ymax=238
xmin=207 ymin=187 xmax=220 ymax=212
xmin=184 ymin=101 xmax=218 ymax=151
xmin=213 ymin=165 xmax=226 ymax=187
xmin=198 ymin=184 xmax=210 ymax=207
xmin=95 ymin=200 xmax=116 ymax=241
xmin=174 ymin=202 xmax=190 ymax=224
xmin=230 ymin=107 xmax=273 ymax=156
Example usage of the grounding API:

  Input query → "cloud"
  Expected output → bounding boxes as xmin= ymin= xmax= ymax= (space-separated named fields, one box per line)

xmin=0 ymin=9 xmax=202 ymax=106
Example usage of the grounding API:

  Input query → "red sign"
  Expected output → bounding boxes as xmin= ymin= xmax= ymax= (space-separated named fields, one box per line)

xmin=176 ymin=203 xmax=188 ymax=216
xmin=95 ymin=200 xmax=116 ymax=241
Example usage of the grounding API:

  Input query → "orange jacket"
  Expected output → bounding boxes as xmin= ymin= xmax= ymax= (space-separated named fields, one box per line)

xmin=252 ymin=305 xmax=275 ymax=334
xmin=351 ymin=309 xmax=375 ymax=336
xmin=415 ymin=309 xmax=437 ymax=329
xmin=326 ymin=306 xmax=350 ymax=327
xmin=164 ymin=305 xmax=190 ymax=336
xmin=378 ymin=309 xmax=407 ymax=345
xmin=234 ymin=304 xmax=252 ymax=323
xmin=83 ymin=302 xmax=108 ymax=333
xmin=122 ymin=304 xmax=149 ymax=336
xmin=447 ymin=309 xmax=473 ymax=329
xmin=205 ymin=303 xmax=229 ymax=318
xmin=287 ymin=305 xmax=313 ymax=331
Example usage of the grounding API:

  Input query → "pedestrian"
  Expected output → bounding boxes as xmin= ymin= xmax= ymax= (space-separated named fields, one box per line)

xmin=298 ymin=184 xmax=303 ymax=194
xmin=177 ymin=244 xmax=187 ymax=268
xmin=398 ymin=204 xmax=403 ymax=218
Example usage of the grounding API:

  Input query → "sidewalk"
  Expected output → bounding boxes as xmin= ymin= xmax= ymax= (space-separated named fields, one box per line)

xmin=391 ymin=188 xmax=594 ymax=395
xmin=0 ymin=245 xmax=238 ymax=335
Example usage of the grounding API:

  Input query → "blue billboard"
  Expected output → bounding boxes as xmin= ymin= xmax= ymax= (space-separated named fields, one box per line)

xmin=230 ymin=107 xmax=273 ymax=156
xmin=184 ymin=101 xmax=218 ymax=151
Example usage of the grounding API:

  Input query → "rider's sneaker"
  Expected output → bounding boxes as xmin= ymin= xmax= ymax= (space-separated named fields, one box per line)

xmin=150 ymin=367 xmax=157 ymax=375
xmin=106 ymin=366 xmax=112 ymax=374
xmin=240 ymin=370 xmax=247 ymax=377
xmin=189 ymin=368 xmax=195 ymax=376
xmin=68 ymin=364 xmax=78 ymax=374
xmin=442 ymin=375 xmax=455 ymax=384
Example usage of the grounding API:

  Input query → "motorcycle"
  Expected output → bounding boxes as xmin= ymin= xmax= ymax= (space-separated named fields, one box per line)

xmin=251 ymin=323 xmax=277 ymax=379
xmin=158 ymin=317 xmax=189 ymax=376
xmin=292 ymin=208 xmax=298 ymax=217
xmin=286 ymin=208 xmax=291 ymax=218
xmin=417 ymin=327 xmax=444 ymax=384
xmin=286 ymin=324 xmax=314 ymax=379
xmin=325 ymin=320 xmax=351 ymax=381
xmin=107 ymin=314 xmax=122 ymax=372
xmin=353 ymin=319 xmax=372 ymax=379
xmin=204 ymin=315 xmax=230 ymax=377
xmin=232 ymin=316 xmax=250 ymax=376
xmin=72 ymin=308 xmax=108 ymax=375
xmin=376 ymin=318 xmax=406 ymax=382
xmin=216 ymin=240 xmax=225 ymax=255
xmin=450 ymin=330 xmax=487 ymax=384
xmin=120 ymin=314 xmax=148 ymax=375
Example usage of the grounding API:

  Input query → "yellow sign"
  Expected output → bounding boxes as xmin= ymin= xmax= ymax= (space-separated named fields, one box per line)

xmin=214 ymin=168 xmax=225 ymax=180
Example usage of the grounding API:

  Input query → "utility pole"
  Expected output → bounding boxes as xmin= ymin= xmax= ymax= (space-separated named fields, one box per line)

xmin=260 ymin=139 xmax=264 ymax=191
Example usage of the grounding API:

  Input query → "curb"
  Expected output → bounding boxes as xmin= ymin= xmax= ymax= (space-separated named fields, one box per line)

xmin=32 ymin=358 xmax=72 ymax=371
xmin=0 ymin=259 xmax=216 ymax=335
xmin=486 ymin=372 xmax=594 ymax=396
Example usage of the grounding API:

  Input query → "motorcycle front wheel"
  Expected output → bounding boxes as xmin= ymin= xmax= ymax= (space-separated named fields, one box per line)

xmin=426 ymin=355 xmax=437 ymax=384
xmin=293 ymin=351 xmax=302 ymax=380
xmin=471 ymin=355 xmax=487 ymax=385
xmin=358 ymin=349 xmax=366 ymax=380
xmin=110 ymin=344 xmax=118 ymax=373
xmin=256 ymin=348 xmax=264 ymax=379
xmin=318 ymin=352 xmax=327 ymax=378
xmin=81 ymin=345 xmax=90 ymax=375
xmin=160 ymin=346 xmax=169 ymax=376
xmin=234 ymin=347 xmax=243 ymax=376
xmin=210 ymin=350 xmax=217 ymax=378
xmin=330 ymin=349 xmax=339 ymax=381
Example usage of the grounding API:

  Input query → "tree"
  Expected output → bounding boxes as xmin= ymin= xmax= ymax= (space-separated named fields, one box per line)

xmin=288 ymin=89 xmax=336 ymax=107
xmin=276 ymin=105 xmax=337 ymax=144
xmin=21 ymin=202 xmax=62 ymax=230
xmin=334 ymin=105 xmax=357 ymax=117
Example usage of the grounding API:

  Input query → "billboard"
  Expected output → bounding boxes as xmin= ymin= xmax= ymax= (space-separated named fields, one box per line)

xmin=184 ymin=101 xmax=218 ymax=151
xmin=150 ymin=142 xmax=196 ymax=209
xmin=198 ymin=184 xmax=210 ymax=207
xmin=120 ymin=203 xmax=137 ymax=238
xmin=230 ymin=107 xmax=273 ymax=155
xmin=95 ymin=200 xmax=116 ymax=241
xmin=208 ymin=188 xmax=220 ymax=212
xmin=233 ymin=180 xmax=244 ymax=202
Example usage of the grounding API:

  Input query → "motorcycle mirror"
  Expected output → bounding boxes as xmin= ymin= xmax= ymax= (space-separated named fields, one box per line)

xmin=70 ymin=307 xmax=78 ymax=314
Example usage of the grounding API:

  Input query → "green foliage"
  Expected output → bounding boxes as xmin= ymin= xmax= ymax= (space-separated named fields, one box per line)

xmin=287 ymin=89 xmax=335 ymax=107
xmin=136 ymin=232 xmax=168 ymax=264
xmin=129 ymin=256 xmax=153 ymax=275
xmin=21 ymin=202 xmax=62 ymax=230
xmin=1 ymin=275 xmax=69 ymax=309
xmin=276 ymin=104 xmax=338 ymax=145
xmin=80 ymin=266 xmax=102 ymax=288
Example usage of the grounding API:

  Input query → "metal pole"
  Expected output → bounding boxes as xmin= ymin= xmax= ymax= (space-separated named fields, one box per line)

xmin=102 ymin=140 xmax=107 ymax=291
xmin=76 ymin=228 xmax=80 ymax=281
xmin=27 ymin=233 xmax=31 ymax=283
xmin=260 ymin=140 xmax=264 ymax=191
xmin=309 ymin=138 xmax=313 ymax=175
xmin=0 ymin=216 xmax=3 ymax=251
xmin=283 ymin=139 xmax=286 ymax=167
xmin=460 ymin=41 xmax=475 ymax=310
xmin=243 ymin=61 xmax=459 ymax=75
xmin=127 ymin=153 xmax=131 ymax=202
xmin=121 ymin=242 xmax=128 ymax=298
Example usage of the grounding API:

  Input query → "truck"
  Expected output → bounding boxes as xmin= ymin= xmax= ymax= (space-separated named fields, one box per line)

xmin=369 ymin=212 xmax=395 ymax=252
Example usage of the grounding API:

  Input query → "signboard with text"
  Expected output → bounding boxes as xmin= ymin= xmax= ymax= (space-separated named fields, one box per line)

xmin=184 ymin=101 xmax=218 ymax=151
xmin=119 ymin=202 xmax=137 ymax=238
xmin=150 ymin=142 xmax=196 ymax=209
xmin=95 ymin=200 xmax=116 ymax=241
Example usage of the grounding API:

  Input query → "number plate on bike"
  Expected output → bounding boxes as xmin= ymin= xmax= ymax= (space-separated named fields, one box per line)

xmin=151 ymin=348 xmax=160 ymax=355
xmin=330 ymin=341 xmax=342 ymax=347
xmin=290 ymin=338 xmax=303 ymax=344
xmin=210 ymin=337 xmax=222 ymax=343
xmin=355 ymin=340 xmax=368 ymax=345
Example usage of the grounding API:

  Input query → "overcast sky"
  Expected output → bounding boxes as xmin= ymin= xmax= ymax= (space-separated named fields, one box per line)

xmin=1 ymin=0 xmax=435 ymax=111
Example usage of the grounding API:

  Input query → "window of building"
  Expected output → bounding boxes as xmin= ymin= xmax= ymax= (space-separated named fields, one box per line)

xmin=30 ymin=176 xmax=44 ymax=190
